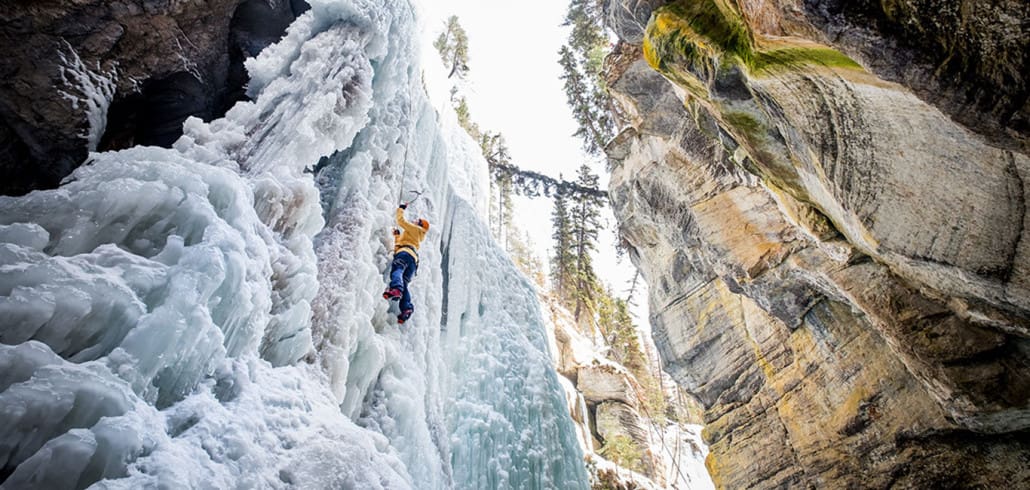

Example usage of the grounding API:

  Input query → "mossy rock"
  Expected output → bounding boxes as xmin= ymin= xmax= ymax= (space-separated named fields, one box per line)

xmin=752 ymin=47 xmax=863 ymax=74
xmin=641 ymin=0 xmax=861 ymax=205
xmin=643 ymin=0 xmax=862 ymax=80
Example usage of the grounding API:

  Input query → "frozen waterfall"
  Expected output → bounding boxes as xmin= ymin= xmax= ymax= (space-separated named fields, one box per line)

xmin=0 ymin=0 xmax=589 ymax=488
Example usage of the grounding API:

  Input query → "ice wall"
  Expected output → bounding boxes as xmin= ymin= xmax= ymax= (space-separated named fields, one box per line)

xmin=0 ymin=0 xmax=587 ymax=488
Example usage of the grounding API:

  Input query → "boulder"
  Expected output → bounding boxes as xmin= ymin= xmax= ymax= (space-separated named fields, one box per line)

xmin=578 ymin=361 xmax=640 ymax=406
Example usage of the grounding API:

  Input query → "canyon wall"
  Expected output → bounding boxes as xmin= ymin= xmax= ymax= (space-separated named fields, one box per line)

xmin=0 ymin=0 xmax=308 ymax=195
xmin=604 ymin=0 xmax=1029 ymax=487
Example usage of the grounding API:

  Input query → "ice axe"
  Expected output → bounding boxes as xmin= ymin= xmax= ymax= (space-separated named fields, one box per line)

xmin=402 ymin=190 xmax=423 ymax=207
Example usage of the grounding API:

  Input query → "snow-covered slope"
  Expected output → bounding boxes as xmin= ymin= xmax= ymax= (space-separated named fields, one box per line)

xmin=0 ymin=0 xmax=587 ymax=488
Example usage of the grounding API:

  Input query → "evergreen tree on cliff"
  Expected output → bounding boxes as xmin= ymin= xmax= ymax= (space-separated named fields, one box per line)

xmin=560 ymin=0 xmax=614 ymax=156
xmin=563 ymin=0 xmax=606 ymax=69
xmin=453 ymin=97 xmax=480 ymax=139
xmin=433 ymin=15 xmax=470 ymax=79
xmin=481 ymin=132 xmax=515 ymax=245
xmin=551 ymin=192 xmax=575 ymax=302
xmin=597 ymin=291 xmax=646 ymax=377
xmin=569 ymin=164 xmax=604 ymax=320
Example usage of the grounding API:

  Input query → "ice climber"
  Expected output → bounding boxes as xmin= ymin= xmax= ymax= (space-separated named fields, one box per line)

xmin=383 ymin=202 xmax=429 ymax=324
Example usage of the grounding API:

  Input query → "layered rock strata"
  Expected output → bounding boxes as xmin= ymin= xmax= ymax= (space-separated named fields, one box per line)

xmin=0 ymin=0 xmax=307 ymax=196
xmin=605 ymin=0 xmax=1030 ymax=487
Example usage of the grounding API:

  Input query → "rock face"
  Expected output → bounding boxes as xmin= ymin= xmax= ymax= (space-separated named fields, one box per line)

xmin=736 ymin=0 xmax=1028 ymax=152
xmin=605 ymin=0 xmax=1030 ymax=487
xmin=0 ymin=0 xmax=307 ymax=196
xmin=545 ymin=299 xmax=681 ymax=486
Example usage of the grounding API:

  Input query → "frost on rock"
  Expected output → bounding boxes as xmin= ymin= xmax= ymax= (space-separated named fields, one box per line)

xmin=57 ymin=41 xmax=117 ymax=152
xmin=0 ymin=0 xmax=588 ymax=488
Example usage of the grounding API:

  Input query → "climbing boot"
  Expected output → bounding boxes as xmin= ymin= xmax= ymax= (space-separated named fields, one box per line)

xmin=383 ymin=288 xmax=401 ymax=301
xmin=397 ymin=309 xmax=413 ymax=324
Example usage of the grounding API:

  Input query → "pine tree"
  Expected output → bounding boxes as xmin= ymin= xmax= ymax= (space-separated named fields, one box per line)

xmin=501 ymin=177 xmax=514 ymax=249
xmin=569 ymin=164 xmax=604 ymax=320
xmin=559 ymin=46 xmax=611 ymax=156
xmin=453 ymin=97 xmax=480 ymax=140
xmin=481 ymin=132 xmax=514 ymax=242
xmin=596 ymin=287 xmax=665 ymax=423
xmin=550 ymin=193 xmax=575 ymax=301
xmin=480 ymin=131 xmax=510 ymax=166
xmin=509 ymin=230 xmax=546 ymax=287
xmin=433 ymin=15 xmax=470 ymax=79
xmin=559 ymin=1 xmax=615 ymax=156
xmin=601 ymin=294 xmax=646 ymax=377
xmin=564 ymin=0 xmax=606 ymax=65
xmin=493 ymin=172 xmax=514 ymax=247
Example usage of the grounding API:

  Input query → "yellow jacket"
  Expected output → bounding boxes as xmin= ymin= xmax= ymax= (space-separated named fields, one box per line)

xmin=393 ymin=207 xmax=429 ymax=259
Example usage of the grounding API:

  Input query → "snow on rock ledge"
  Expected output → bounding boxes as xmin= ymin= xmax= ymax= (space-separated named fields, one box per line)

xmin=577 ymin=362 xmax=640 ymax=407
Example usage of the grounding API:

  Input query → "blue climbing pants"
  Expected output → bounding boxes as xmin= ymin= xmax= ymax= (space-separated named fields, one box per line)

xmin=389 ymin=251 xmax=418 ymax=312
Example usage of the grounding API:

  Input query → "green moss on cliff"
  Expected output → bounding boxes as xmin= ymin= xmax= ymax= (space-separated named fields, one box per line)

xmin=643 ymin=6 xmax=719 ymax=98
xmin=642 ymin=0 xmax=863 ymax=208
xmin=753 ymin=47 xmax=863 ymax=74
xmin=643 ymin=0 xmax=862 ymax=79
xmin=642 ymin=0 xmax=751 ymax=90
xmin=722 ymin=111 xmax=763 ymax=139
xmin=662 ymin=0 xmax=754 ymax=64
xmin=720 ymin=108 xmax=820 ymax=206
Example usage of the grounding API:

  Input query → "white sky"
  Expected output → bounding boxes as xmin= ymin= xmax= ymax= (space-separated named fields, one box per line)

xmin=418 ymin=0 xmax=648 ymax=319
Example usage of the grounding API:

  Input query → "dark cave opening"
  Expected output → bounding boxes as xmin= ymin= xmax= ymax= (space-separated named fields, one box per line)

xmin=98 ymin=71 xmax=209 ymax=152
xmin=98 ymin=0 xmax=310 ymax=154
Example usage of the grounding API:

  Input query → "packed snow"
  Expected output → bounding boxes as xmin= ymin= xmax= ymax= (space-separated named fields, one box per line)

xmin=0 ymin=0 xmax=589 ymax=488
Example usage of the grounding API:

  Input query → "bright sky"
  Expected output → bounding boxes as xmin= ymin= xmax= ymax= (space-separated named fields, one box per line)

xmin=418 ymin=0 xmax=648 ymax=319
